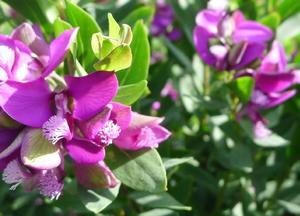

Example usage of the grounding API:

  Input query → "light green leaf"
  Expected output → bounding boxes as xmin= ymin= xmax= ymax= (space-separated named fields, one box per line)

xmin=278 ymin=0 xmax=300 ymax=20
xmin=232 ymin=76 xmax=255 ymax=103
xmin=118 ymin=21 xmax=150 ymax=85
xmin=278 ymin=200 xmax=300 ymax=214
xmin=259 ymin=12 xmax=281 ymax=30
xmin=130 ymin=192 xmax=192 ymax=211
xmin=53 ymin=17 xmax=72 ymax=37
xmin=108 ymin=13 xmax=121 ymax=39
xmin=79 ymin=184 xmax=120 ymax=214
xmin=94 ymin=45 xmax=132 ymax=71
xmin=163 ymin=157 xmax=198 ymax=170
xmin=106 ymin=146 xmax=167 ymax=193
xmin=277 ymin=12 xmax=300 ymax=42
xmin=113 ymin=80 xmax=147 ymax=105
xmin=65 ymin=0 xmax=101 ymax=69
xmin=139 ymin=208 xmax=178 ymax=216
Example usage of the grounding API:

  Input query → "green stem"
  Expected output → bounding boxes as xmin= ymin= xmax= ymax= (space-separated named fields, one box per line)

xmin=211 ymin=173 xmax=230 ymax=216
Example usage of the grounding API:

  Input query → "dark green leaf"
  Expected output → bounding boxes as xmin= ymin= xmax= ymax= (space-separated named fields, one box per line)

xmin=106 ymin=146 xmax=167 ymax=193
xmin=122 ymin=6 xmax=155 ymax=27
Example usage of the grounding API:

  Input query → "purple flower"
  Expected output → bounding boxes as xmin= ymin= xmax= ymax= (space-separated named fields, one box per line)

xmin=150 ymin=1 xmax=182 ymax=41
xmin=161 ymin=80 xmax=178 ymax=101
xmin=0 ymin=23 xmax=77 ymax=83
xmin=242 ymin=41 xmax=298 ymax=138
xmin=114 ymin=112 xmax=171 ymax=150
xmin=151 ymin=101 xmax=161 ymax=111
xmin=193 ymin=9 xmax=272 ymax=71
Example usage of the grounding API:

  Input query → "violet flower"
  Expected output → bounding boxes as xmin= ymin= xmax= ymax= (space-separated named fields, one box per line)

xmin=243 ymin=41 xmax=298 ymax=138
xmin=0 ymin=23 xmax=77 ymax=83
xmin=150 ymin=0 xmax=182 ymax=41
xmin=193 ymin=9 xmax=272 ymax=71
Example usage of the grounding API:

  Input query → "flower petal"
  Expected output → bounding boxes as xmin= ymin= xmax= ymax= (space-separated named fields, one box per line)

xmin=264 ymin=90 xmax=296 ymax=109
xmin=110 ymin=102 xmax=132 ymax=130
xmin=65 ymin=71 xmax=118 ymax=120
xmin=65 ymin=138 xmax=105 ymax=164
xmin=256 ymin=72 xmax=295 ymax=93
xmin=20 ymin=128 xmax=62 ymax=169
xmin=233 ymin=21 xmax=273 ymax=43
xmin=42 ymin=28 xmax=78 ymax=77
xmin=0 ymin=79 xmax=52 ymax=127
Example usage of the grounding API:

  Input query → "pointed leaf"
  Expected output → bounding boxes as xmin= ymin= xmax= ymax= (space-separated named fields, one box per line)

xmin=113 ymin=80 xmax=147 ymax=105
xmin=108 ymin=13 xmax=120 ymax=39
xmin=106 ymin=145 xmax=167 ymax=193
xmin=94 ymin=45 xmax=132 ymax=72
xmin=79 ymin=184 xmax=120 ymax=214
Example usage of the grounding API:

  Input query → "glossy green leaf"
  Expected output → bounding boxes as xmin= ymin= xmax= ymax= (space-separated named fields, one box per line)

xmin=163 ymin=157 xmax=198 ymax=170
xmin=106 ymin=145 xmax=167 ymax=193
xmin=118 ymin=21 xmax=150 ymax=85
xmin=130 ymin=192 xmax=192 ymax=211
xmin=65 ymin=0 xmax=101 ymax=69
xmin=2 ymin=0 xmax=57 ymax=34
xmin=278 ymin=200 xmax=300 ymax=214
xmin=94 ymin=45 xmax=132 ymax=71
xmin=278 ymin=0 xmax=300 ymax=20
xmin=113 ymin=80 xmax=147 ymax=105
xmin=277 ymin=13 xmax=300 ymax=42
xmin=53 ymin=17 xmax=73 ymax=37
xmin=259 ymin=12 xmax=281 ymax=30
xmin=232 ymin=76 xmax=255 ymax=103
xmin=122 ymin=6 xmax=155 ymax=26
xmin=79 ymin=184 xmax=120 ymax=214
xmin=139 ymin=208 xmax=178 ymax=216
xmin=108 ymin=13 xmax=120 ymax=39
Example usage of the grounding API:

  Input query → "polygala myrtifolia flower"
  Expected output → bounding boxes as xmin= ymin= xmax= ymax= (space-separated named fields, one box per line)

xmin=150 ymin=0 xmax=182 ymax=41
xmin=0 ymin=22 xmax=78 ymax=83
xmin=193 ymin=4 xmax=273 ymax=71
xmin=0 ymin=40 xmax=171 ymax=196
xmin=238 ymin=41 xmax=300 ymax=138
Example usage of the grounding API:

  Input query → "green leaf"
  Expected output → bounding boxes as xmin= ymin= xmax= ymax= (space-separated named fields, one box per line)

xmin=130 ymin=192 xmax=192 ymax=211
xmin=79 ymin=184 xmax=120 ymax=214
xmin=139 ymin=208 xmax=178 ymax=216
xmin=2 ymin=0 xmax=57 ymax=34
xmin=53 ymin=17 xmax=73 ymax=37
xmin=232 ymin=76 xmax=255 ymax=103
xmin=118 ymin=21 xmax=150 ymax=85
xmin=277 ymin=13 xmax=300 ymax=42
xmin=106 ymin=145 xmax=167 ymax=193
xmin=108 ymin=13 xmax=121 ymax=39
xmin=94 ymin=45 xmax=132 ymax=71
xmin=278 ymin=200 xmax=300 ymax=214
xmin=259 ymin=12 xmax=281 ymax=30
xmin=163 ymin=157 xmax=198 ymax=170
xmin=278 ymin=0 xmax=300 ymax=20
xmin=65 ymin=0 xmax=101 ymax=70
xmin=240 ymin=120 xmax=290 ymax=147
xmin=122 ymin=6 xmax=155 ymax=27
xmin=113 ymin=80 xmax=147 ymax=105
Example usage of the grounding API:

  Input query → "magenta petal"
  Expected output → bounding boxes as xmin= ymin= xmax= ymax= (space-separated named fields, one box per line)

xmin=194 ymin=26 xmax=218 ymax=67
xmin=0 ymin=128 xmax=19 ymax=152
xmin=42 ymin=28 xmax=78 ymax=77
xmin=66 ymin=72 xmax=118 ymax=120
xmin=65 ymin=138 xmax=105 ymax=164
xmin=195 ymin=10 xmax=223 ymax=34
xmin=264 ymin=90 xmax=296 ymax=109
xmin=233 ymin=21 xmax=273 ymax=43
xmin=74 ymin=161 xmax=118 ymax=189
xmin=150 ymin=125 xmax=171 ymax=143
xmin=79 ymin=105 xmax=112 ymax=140
xmin=231 ymin=43 xmax=265 ymax=69
xmin=11 ymin=23 xmax=50 ymax=66
xmin=254 ymin=120 xmax=271 ymax=138
xmin=256 ymin=72 xmax=295 ymax=93
xmin=260 ymin=41 xmax=287 ymax=73
xmin=0 ymin=79 xmax=52 ymax=127
xmin=110 ymin=102 xmax=132 ymax=130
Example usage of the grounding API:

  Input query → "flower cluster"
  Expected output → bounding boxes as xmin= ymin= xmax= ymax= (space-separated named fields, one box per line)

xmin=150 ymin=0 xmax=181 ymax=41
xmin=0 ymin=23 xmax=171 ymax=199
xmin=194 ymin=1 xmax=299 ymax=137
